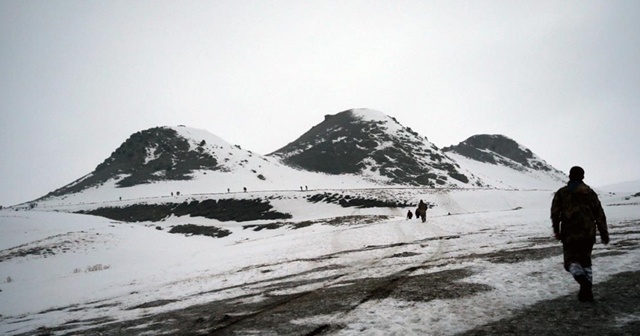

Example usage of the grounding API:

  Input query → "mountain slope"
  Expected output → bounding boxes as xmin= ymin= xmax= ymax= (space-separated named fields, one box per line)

xmin=44 ymin=127 xmax=221 ymax=198
xmin=443 ymin=134 xmax=566 ymax=189
xmin=269 ymin=109 xmax=482 ymax=187
xmin=37 ymin=111 xmax=569 ymax=206
xmin=37 ymin=125 xmax=382 ymax=205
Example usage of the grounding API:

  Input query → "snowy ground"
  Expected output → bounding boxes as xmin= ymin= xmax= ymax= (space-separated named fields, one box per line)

xmin=1 ymin=187 xmax=639 ymax=335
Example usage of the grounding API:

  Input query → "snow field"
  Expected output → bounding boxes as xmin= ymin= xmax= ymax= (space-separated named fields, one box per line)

xmin=1 ymin=187 xmax=638 ymax=335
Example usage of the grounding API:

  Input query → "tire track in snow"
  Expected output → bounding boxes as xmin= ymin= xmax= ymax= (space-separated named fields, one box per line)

xmin=204 ymin=217 xmax=456 ymax=335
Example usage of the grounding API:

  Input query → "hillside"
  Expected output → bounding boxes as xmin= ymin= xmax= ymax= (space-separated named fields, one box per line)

xmin=269 ymin=109 xmax=482 ymax=187
xmin=32 ymin=109 xmax=569 ymax=208
xmin=43 ymin=127 xmax=220 ymax=197
xmin=443 ymin=134 xmax=566 ymax=189
xmin=35 ymin=125 xmax=381 ymax=206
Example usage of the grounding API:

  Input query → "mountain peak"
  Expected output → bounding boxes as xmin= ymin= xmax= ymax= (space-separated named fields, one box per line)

xmin=443 ymin=134 xmax=547 ymax=171
xmin=348 ymin=108 xmax=390 ymax=121
xmin=37 ymin=111 xmax=568 ymax=203
xmin=42 ymin=126 xmax=223 ymax=198
xmin=269 ymin=109 xmax=477 ymax=187
xmin=442 ymin=134 xmax=566 ymax=187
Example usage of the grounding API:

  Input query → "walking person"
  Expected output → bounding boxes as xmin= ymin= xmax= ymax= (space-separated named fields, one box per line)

xmin=407 ymin=210 xmax=413 ymax=220
xmin=550 ymin=166 xmax=609 ymax=302
xmin=417 ymin=200 xmax=428 ymax=223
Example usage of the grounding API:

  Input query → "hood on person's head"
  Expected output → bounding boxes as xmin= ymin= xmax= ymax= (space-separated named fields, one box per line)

xmin=569 ymin=166 xmax=585 ymax=181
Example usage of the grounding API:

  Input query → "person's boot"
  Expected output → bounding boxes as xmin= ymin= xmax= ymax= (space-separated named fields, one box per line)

xmin=576 ymin=274 xmax=594 ymax=302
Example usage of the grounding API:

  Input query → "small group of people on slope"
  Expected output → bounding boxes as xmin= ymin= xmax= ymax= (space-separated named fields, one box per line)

xmin=407 ymin=200 xmax=428 ymax=223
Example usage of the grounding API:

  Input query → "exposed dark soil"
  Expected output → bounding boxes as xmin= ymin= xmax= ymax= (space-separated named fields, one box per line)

xmin=78 ymin=198 xmax=291 ymax=222
xmin=169 ymin=225 xmax=232 ymax=238
xmin=461 ymin=271 xmax=640 ymax=336
xmin=33 ymin=267 xmax=489 ymax=336
xmin=307 ymin=193 xmax=413 ymax=208
xmin=22 ymin=256 xmax=640 ymax=336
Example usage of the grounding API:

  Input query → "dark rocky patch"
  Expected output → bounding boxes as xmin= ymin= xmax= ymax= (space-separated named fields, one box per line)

xmin=323 ymin=215 xmax=391 ymax=226
xmin=168 ymin=224 xmax=231 ymax=238
xmin=459 ymin=271 xmax=640 ymax=336
xmin=242 ymin=215 xmax=392 ymax=231
xmin=268 ymin=109 xmax=472 ymax=187
xmin=468 ymin=245 xmax=563 ymax=264
xmin=388 ymin=251 xmax=422 ymax=258
xmin=0 ymin=245 xmax=57 ymax=262
xmin=41 ymin=127 xmax=219 ymax=198
xmin=0 ymin=233 xmax=92 ymax=262
xmin=78 ymin=199 xmax=291 ymax=222
xmin=624 ymin=192 xmax=640 ymax=200
xmin=242 ymin=223 xmax=285 ymax=231
xmin=127 ymin=300 xmax=179 ymax=310
xmin=307 ymin=192 xmax=413 ymax=208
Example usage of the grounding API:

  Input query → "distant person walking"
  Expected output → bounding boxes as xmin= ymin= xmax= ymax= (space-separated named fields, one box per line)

xmin=551 ymin=166 xmax=609 ymax=302
xmin=417 ymin=200 xmax=428 ymax=223
xmin=406 ymin=210 xmax=413 ymax=220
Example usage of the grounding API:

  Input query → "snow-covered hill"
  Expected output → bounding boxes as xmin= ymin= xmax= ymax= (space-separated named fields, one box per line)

xmin=27 ymin=109 xmax=572 ymax=210
xmin=443 ymin=134 xmax=566 ymax=189
xmin=35 ymin=126 xmax=382 ymax=207
xmin=269 ymin=108 xmax=482 ymax=187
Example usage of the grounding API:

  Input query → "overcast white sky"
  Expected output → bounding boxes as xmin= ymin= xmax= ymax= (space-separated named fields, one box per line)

xmin=1 ymin=0 xmax=639 ymax=206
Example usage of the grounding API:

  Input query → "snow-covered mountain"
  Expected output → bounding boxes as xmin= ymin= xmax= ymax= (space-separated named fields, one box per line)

xmin=443 ymin=134 xmax=566 ymax=189
xmin=44 ymin=126 xmax=221 ymax=196
xmin=269 ymin=109 xmax=482 ymax=187
xmin=35 ymin=109 xmax=567 ymax=207
xmin=37 ymin=125 xmax=380 ymax=206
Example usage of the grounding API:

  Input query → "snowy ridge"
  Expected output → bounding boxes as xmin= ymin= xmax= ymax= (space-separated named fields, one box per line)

xmin=31 ymin=109 xmax=570 ymax=208
xmin=35 ymin=125 xmax=383 ymax=207
xmin=269 ymin=109 xmax=482 ymax=188
xmin=447 ymin=152 xmax=565 ymax=190
xmin=443 ymin=134 xmax=566 ymax=188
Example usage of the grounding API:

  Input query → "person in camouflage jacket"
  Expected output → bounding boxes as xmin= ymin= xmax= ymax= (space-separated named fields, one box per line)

xmin=550 ymin=166 xmax=609 ymax=302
